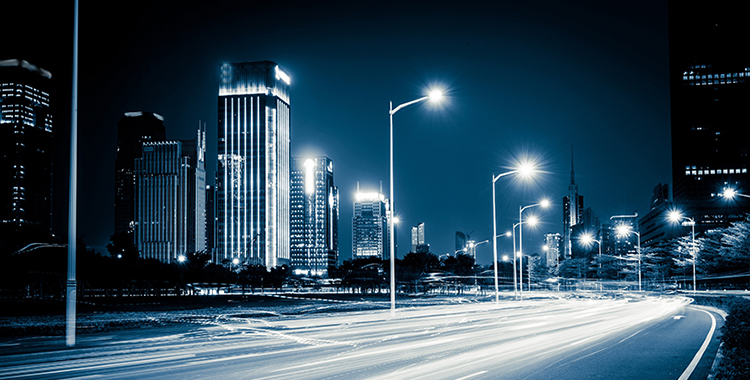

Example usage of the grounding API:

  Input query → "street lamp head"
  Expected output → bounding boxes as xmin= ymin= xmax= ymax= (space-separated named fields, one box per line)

xmin=517 ymin=162 xmax=535 ymax=178
xmin=428 ymin=89 xmax=443 ymax=102
xmin=527 ymin=216 xmax=539 ymax=226
xmin=667 ymin=209 xmax=683 ymax=223
xmin=615 ymin=224 xmax=631 ymax=237
xmin=539 ymin=199 xmax=550 ymax=208
xmin=579 ymin=232 xmax=594 ymax=246
xmin=505 ymin=231 xmax=512 ymax=237
xmin=722 ymin=187 xmax=737 ymax=200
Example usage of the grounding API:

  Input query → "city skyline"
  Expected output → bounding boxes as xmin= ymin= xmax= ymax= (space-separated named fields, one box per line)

xmin=6 ymin=0 xmax=672 ymax=264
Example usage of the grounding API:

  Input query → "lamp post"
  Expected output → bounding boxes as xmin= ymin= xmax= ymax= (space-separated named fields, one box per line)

xmin=615 ymin=224 xmax=641 ymax=292
xmin=668 ymin=210 xmax=697 ymax=295
xmin=491 ymin=164 xmax=535 ymax=303
xmin=579 ymin=232 xmax=602 ymax=290
xmin=519 ymin=200 xmax=549 ymax=292
xmin=389 ymin=90 xmax=442 ymax=312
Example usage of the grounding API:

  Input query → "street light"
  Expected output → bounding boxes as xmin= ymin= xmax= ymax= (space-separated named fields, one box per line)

xmin=516 ymin=215 xmax=539 ymax=294
xmin=491 ymin=163 xmax=536 ymax=303
xmin=615 ymin=224 xmax=641 ymax=292
xmin=579 ymin=232 xmax=603 ymax=290
xmin=389 ymin=89 xmax=442 ymax=312
xmin=519 ymin=200 xmax=548 ymax=293
xmin=720 ymin=187 xmax=750 ymax=199
xmin=668 ymin=210 xmax=697 ymax=295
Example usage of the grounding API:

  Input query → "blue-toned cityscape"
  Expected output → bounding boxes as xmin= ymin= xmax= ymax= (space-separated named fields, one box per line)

xmin=1 ymin=1 xmax=750 ymax=379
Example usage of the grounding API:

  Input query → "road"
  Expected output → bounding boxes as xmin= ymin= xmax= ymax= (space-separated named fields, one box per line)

xmin=0 ymin=296 xmax=723 ymax=379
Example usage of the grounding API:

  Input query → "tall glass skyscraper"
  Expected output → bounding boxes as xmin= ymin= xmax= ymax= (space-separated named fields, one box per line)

xmin=290 ymin=156 xmax=339 ymax=276
xmin=114 ymin=111 xmax=166 ymax=235
xmin=669 ymin=1 xmax=750 ymax=230
xmin=216 ymin=61 xmax=291 ymax=268
xmin=0 ymin=59 xmax=53 ymax=248
xmin=134 ymin=126 xmax=206 ymax=263
xmin=352 ymin=191 xmax=390 ymax=260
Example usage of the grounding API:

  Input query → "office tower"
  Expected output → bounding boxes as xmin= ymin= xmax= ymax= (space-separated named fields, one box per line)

xmin=669 ymin=1 xmax=750 ymax=230
xmin=639 ymin=183 xmax=675 ymax=247
xmin=216 ymin=61 xmax=291 ymax=267
xmin=543 ymin=233 xmax=562 ymax=269
xmin=290 ymin=157 xmax=339 ymax=276
xmin=114 ymin=111 xmax=166 ymax=235
xmin=411 ymin=222 xmax=425 ymax=253
xmin=134 ymin=127 xmax=206 ymax=263
xmin=352 ymin=191 xmax=390 ymax=260
xmin=0 ymin=60 xmax=53 ymax=247
xmin=205 ymin=184 xmax=215 ymax=251
xmin=455 ymin=231 xmax=467 ymax=254
xmin=562 ymin=151 xmax=583 ymax=260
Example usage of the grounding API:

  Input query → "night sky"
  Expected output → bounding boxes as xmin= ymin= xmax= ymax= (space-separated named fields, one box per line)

xmin=7 ymin=0 xmax=671 ymax=264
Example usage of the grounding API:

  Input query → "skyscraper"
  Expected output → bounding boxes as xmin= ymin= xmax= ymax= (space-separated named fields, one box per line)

xmin=352 ymin=191 xmax=390 ymax=260
xmin=562 ymin=150 xmax=583 ymax=260
xmin=134 ymin=127 xmax=206 ymax=263
xmin=0 ymin=59 xmax=53 ymax=248
xmin=411 ymin=222 xmax=425 ymax=253
xmin=114 ymin=111 xmax=166 ymax=235
xmin=290 ymin=156 xmax=339 ymax=276
xmin=216 ymin=61 xmax=291 ymax=267
xmin=669 ymin=1 xmax=750 ymax=230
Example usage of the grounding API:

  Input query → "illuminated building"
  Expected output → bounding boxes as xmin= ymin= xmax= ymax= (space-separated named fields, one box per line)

xmin=114 ymin=111 xmax=166 ymax=235
xmin=543 ymin=233 xmax=562 ymax=269
xmin=411 ymin=222 xmax=427 ymax=253
xmin=562 ymin=151 xmax=583 ymax=260
xmin=669 ymin=2 xmax=750 ymax=230
xmin=352 ymin=191 xmax=390 ymax=260
xmin=134 ymin=126 xmax=206 ymax=263
xmin=290 ymin=156 xmax=339 ymax=276
xmin=216 ymin=61 xmax=291 ymax=267
xmin=0 ymin=59 xmax=53 ymax=247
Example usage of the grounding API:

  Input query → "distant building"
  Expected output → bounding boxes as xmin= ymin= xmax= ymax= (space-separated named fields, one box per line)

xmin=543 ymin=233 xmax=562 ymax=269
xmin=290 ymin=157 xmax=339 ymax=277
xmin=134 ymin=127 xmax=206 ymax=263
xmin=114 ymin=111 xmax=166 ymax=235
xmin=455 ymin=231 xmax=467 ymax=254
xmin=216 ymin=61 xmax=291 ymax=267
xmin=639 ymin=183 xmax=676 ymax=247
xmin=562 ymin=150 xmax=583 ymax=260
xmin=669 ymin=2 xmax=750 ymax=231
xmin=0 ymin=59 xmax=53 ymax=247
xmin=411 ymin=222 xmax=425 ymax=253
xmin=352 ymin=191 xmax=390 ymax=260
xmin=205 ymin=184 xmax=215 ymax=251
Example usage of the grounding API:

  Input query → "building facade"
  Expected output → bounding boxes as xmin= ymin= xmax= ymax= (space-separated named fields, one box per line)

xmin=0 ymin=60 xmax=53 ymax=248
xmin=543 ymin=233 xmax=562 ymax=269
xmin=669 ymin=1 xmax=750 ymax=231
xmin=562 ymin=152 xmax=583 ymax=260
xmin=114 ymin=111 xmax=166 ymax=235
xmin=290 ymin=156 xmax=339 ymax=277
xmin=134 ymin=129 xmax=206 ymax=263
xmin=352 ymin=191 xmax=390 ymax=260
xmin=216 ymin=61 xmax=291 ymax=268
xmin=411 ymin=222 xmax=425 ymax=253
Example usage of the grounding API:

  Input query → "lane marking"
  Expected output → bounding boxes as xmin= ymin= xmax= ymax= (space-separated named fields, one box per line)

xmin=678 ymin=308 xmax=716 ymax=380
xmin=455 ymin=371 xmax=488 ymax=380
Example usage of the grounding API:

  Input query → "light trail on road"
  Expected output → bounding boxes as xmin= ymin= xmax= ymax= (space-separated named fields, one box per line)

xmin=0 ymin=296 xmax=717 ymax=380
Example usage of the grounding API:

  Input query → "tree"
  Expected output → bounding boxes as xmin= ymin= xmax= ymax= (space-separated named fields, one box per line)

xmin=107 ymin=230 xmax=138 ymax=261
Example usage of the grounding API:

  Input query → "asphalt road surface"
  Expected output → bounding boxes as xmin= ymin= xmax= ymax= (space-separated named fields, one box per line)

xmin=0 ymin=296 xmax=724 ymax=380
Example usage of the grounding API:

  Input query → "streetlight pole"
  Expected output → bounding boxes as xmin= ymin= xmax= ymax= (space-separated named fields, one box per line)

xmin=66 ymin=0 xmax=79 ymax=348
xmin=668 ymin=210 xmax=697 ymax=295
xmin=492 ymin=170 xmax=524 ymax=303
xmin=615 ymin=225 xmax=641 ymax=292
xmin=389 ymin=91 xmax=441 ymax=313
xmin=519 ymin=200 xmax=549 ymax=293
